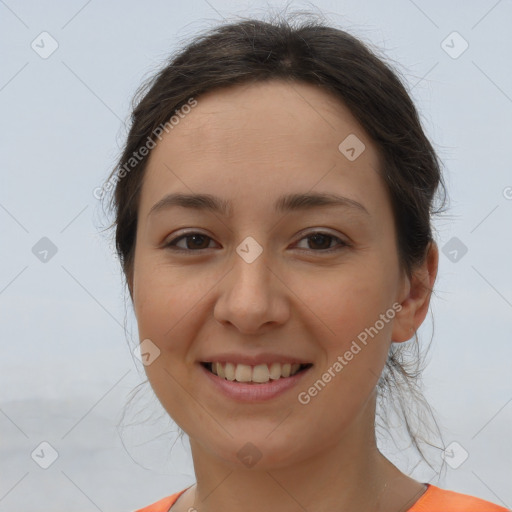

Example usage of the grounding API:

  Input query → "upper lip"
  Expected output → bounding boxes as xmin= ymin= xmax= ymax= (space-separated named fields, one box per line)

xmin=200 ymin=352 xmax=313 ymax=366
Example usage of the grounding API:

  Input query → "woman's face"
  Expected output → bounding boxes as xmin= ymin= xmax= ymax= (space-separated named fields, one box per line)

xmin=131 ymin=80 xmax=416 ymax=469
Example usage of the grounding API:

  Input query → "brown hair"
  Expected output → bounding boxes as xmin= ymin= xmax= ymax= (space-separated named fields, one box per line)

xmin=105 ymin=11 xmax=448 ymax=473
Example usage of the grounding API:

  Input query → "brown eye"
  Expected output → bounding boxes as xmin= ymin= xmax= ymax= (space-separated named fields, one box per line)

xmin=165 ymin=233 xmax=216 ymax=251
xmin=294 ymin=232 xmax=349 ymax=253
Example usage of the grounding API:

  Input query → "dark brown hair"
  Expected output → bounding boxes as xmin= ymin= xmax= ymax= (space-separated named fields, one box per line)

xmin=105 ymin=11 xmax=449 ymax=473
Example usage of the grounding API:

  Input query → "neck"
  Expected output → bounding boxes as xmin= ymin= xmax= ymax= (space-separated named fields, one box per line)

xmin=180 ymin=392 xmax=425 ymax=512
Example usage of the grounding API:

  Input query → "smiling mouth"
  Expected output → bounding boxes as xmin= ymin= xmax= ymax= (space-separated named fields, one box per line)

xmin=201 ymin=361 xmax=313 ymax=384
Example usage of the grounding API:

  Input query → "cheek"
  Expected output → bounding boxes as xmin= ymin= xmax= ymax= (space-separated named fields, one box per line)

xmin=133 ymin=261 xmax=180 ymax=343
xmin=296 ymin=269 xmax=392 ymax=348
xmin=132 ymin=259 xmax=211 ymax=367
xmin=133 ymin=267 xmax=196 ymax=417
xmin=297 ymin=269 xmax=394 ymax=401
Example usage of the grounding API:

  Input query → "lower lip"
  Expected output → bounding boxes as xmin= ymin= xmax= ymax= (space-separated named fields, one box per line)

xmin=199 ymin=363 xmax=312 ymax=402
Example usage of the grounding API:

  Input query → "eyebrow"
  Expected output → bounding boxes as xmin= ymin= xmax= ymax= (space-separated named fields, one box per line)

xmin=148 ymin=192 xmax=370 ymax=218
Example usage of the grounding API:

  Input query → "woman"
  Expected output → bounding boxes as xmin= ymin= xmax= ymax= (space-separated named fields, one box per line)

xmin=103 ymin=13 xmax=509 ymax=512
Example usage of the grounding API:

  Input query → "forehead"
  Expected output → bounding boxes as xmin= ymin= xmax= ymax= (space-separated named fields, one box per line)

xmin=140 ymin=80 xmax=388 ymax=219
xmin=158 ymin=80 xmax=370 ymax=156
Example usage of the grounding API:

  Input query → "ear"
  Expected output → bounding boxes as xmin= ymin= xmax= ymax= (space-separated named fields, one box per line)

xmin=391 ymin=241 xmax=439 ymax=343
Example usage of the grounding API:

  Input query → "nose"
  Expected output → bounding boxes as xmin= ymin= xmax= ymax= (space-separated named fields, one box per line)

xmin=213 ymin=246 xmax=289 ymax=334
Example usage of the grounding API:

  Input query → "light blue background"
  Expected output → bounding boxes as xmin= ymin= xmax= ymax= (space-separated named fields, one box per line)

xmin=1 ymin=0 xmax=511 ymax=510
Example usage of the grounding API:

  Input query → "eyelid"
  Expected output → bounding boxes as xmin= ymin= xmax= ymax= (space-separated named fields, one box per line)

xmin=163 ymin=229 xmax=217 ymax=250
xmin=293 ymin=229 xmax=349 ymax=252
xmin=163 ymin=228 xmax=350 ymax=253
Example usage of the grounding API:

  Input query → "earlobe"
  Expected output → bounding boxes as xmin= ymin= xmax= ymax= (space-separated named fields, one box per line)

xmin=391 ymin=241 xmax=439 ymax=343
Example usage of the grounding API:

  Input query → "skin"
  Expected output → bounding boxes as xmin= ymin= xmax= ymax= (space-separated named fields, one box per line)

xmin=130 ymin=80 xmax=439 ymax=512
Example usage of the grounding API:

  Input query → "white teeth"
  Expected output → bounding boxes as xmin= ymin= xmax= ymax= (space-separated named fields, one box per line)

xmin=208 ymin=361 xmax=307 ymax=383
xmin=252 ymin=364 xmax=269 ymax=383
xmin=269 ymin=362 xmax=281 ymax=380
xmin=235 ymin=364 xmax=252 ymax=382
xmin=225 ymin=362 xmax=236 ymax=381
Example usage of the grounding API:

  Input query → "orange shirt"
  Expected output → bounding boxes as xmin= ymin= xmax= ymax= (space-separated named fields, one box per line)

xmin=134 ymin=483 xmax=510 ymax=512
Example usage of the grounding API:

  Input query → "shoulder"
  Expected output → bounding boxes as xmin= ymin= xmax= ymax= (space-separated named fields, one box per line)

xmin=408 ymin=484 xmax=510 ymax=512
xmin=133 ymin=484 xmax=510 ymax=512
xmin=133 ymin=489 xmax=186 ymax=512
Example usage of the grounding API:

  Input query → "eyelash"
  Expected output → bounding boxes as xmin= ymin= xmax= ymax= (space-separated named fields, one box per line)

xmin=163 ymin=231 xmax=350 ymax=254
